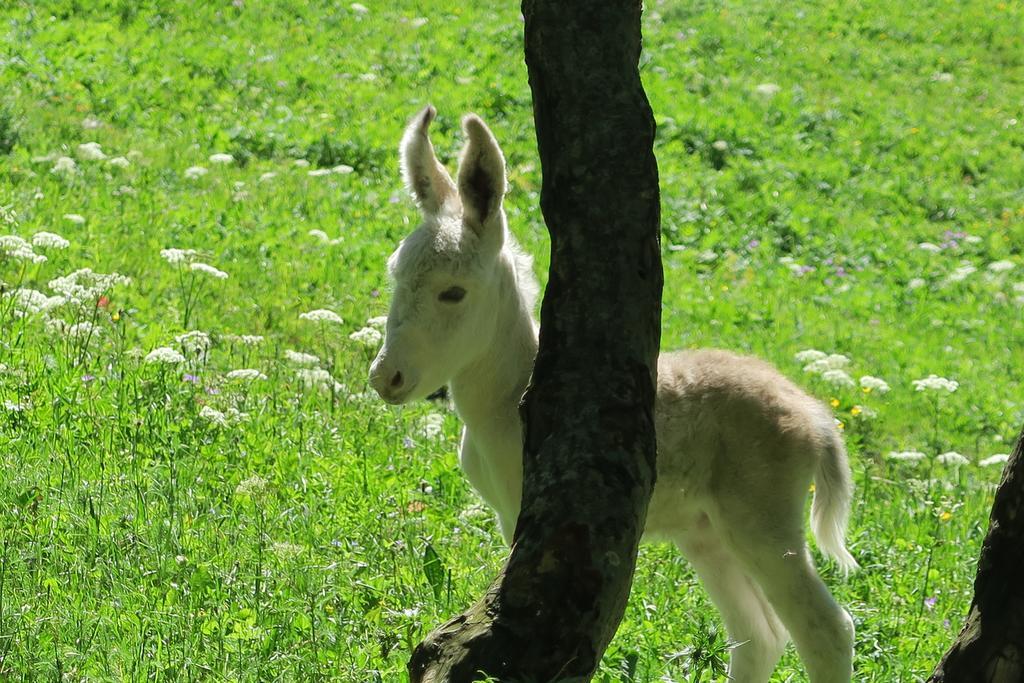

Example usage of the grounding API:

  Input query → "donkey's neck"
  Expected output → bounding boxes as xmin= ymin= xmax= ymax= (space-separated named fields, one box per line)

xmin=448 ymin=254 xmax=538 ymax=441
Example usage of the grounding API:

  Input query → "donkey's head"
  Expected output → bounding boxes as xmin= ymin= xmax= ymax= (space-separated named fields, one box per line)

xmin=369 ymin=106 xmax=509 ymax=404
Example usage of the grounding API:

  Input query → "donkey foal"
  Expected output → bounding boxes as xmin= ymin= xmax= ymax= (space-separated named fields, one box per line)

xmin=369 ymin=106 xmax=857 ymax=683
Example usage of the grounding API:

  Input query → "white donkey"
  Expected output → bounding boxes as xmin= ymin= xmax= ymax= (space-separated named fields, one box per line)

xmin=370 ymin=106 xmax=857 ymax=683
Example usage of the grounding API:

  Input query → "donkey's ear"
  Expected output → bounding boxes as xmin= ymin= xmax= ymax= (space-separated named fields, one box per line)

xmin=457 ymin=114 xmax=506 ymax=235
xmin=400 ymin=105 xmax=458 ymax=215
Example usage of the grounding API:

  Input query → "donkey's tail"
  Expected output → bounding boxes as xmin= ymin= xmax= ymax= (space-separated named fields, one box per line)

xmin=811 ymin=423 xmax=859 ymax=574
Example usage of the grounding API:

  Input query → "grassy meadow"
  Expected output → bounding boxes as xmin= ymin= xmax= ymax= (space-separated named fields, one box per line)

xmin=1 ymin=0 xmax=1023 ymax=680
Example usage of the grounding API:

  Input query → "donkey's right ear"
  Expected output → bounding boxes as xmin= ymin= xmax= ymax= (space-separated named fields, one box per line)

xmin=400 ymin=105 xmax=459 ymax=215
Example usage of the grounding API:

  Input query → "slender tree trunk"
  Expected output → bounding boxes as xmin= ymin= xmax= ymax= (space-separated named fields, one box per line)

xmin=407 ymin=1 xmax=662 ymax=681
xmin=929 ymin=426 xmax=1024 ymax=682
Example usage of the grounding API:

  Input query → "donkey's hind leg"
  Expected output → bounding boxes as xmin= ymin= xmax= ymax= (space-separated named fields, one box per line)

xmin=676 ymin=527 xmax=788 ymax=683
xmin=716 ymin=503 xmax=854 ymax=682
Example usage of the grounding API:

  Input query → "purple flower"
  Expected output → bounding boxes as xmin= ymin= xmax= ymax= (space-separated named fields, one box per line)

xmin=205 ymin=387 xmax=221 ymax=395
xmin=183 ymin=374 xmax=201 ymax=384
xmin=81 ymin=374 xmax=96 ymax=383
xmin=746 ymin=239 xmax=761 ymax=250
xmin=403 ymin=436 xmax=415 ymax=449
xmin=924 ymin=596 xmax=937 ymax=610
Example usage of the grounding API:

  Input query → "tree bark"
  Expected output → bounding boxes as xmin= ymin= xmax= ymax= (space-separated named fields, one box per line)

xmin=407 ymin=1 xmax=662 ymax=681
xmin=929 ymin=426 xmax=1024 ymax=682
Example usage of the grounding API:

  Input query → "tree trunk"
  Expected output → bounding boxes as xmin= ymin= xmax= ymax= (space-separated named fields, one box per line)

xmin=929 ymin=427 xmax=1024 ymax=682
xmin=407 ymin=1 xmax=662 ymax=681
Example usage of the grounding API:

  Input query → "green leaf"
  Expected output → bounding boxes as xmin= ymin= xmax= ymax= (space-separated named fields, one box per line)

xmin=422 ymin=541 xmax=446 ymax=603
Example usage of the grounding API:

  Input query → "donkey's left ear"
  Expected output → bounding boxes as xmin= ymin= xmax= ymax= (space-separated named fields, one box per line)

xmin=457 ymin=114 xmax=507 ymax=236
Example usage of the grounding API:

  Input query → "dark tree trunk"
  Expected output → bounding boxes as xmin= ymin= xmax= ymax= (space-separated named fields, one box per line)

xmin=407 ymin=1 xmax=662 ymax=681
xmin=929 ymin=427 xmax=1024 ymax=682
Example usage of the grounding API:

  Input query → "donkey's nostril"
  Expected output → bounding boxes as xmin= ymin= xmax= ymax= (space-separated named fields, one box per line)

xmin=390 ymin=371 xmax=404 ymax=389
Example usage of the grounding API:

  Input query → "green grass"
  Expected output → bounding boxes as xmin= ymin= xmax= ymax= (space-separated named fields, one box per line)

xmin=1 ymin=0 xmax=1022 ymax=680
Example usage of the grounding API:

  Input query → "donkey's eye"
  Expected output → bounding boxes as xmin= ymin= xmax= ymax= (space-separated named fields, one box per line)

xmin=438 ymin=286 xmax=466 ymax=303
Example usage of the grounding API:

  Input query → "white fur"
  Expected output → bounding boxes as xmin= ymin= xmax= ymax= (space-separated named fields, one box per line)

xmin=370 ymin=107 xmax=857 ymax=683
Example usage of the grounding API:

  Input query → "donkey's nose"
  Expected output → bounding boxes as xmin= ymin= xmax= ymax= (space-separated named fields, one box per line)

xmin=389 ymin=370 xmax=404 ymax=389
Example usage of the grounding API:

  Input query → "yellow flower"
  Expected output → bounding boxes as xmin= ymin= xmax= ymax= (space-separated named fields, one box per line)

xmin=836 ymin=421 xmax=845 ymax=431
xmin=939 ymin=511 xmax=953 ymax=522
xmin=830 ymin=398 xmax=840 ymax=408
xmin=851 ymin=406 xmax=862 ymax=417
xmin=808 ymin=483 xmax=816 ymax=493
xmin=862 ymin=386 xmax=872 ymax=394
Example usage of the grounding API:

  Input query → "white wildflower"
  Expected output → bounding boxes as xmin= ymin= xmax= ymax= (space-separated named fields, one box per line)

xmin=259 ymin=172 xmax=277 ymax=183
xmin=295 ymin=367 xmax=342 ymax=392
xmin=199 ymin=405 xmax=228 ymax=427
xmin=5 ymin=288 xmax=64 ymax=315
xmin=160 ymin=248 xmax=198 ymax=265
xmin=175 ymin=330 xmax=212 ymax=355
xmin=696 ymin=249 xmax=718 ymax=263
xmin=349 ymin=326 xmax=382 ymax=347
xmin=66 ymin=321 xmax=102 ymax=342
xmin=987 ymin=260 xmax=1015 ymax=273
xmin=45 ymin=318 xmax=68 ymax=335
xmin=979 ymin=454 xmax=1010 ymax=467
xmin=3 ymin=400 xmax=26 ymax=413
xmin=225 ymin=407 xmax=249 ymax=424
xmin=308 ymin=229 xmax=330 ymax=243
xmin=887 ymin=451 xmax=927 ymax=463
xmin=64 ymin=214 xmax=86 ymax=224
xmin=81 ymin=116 xmax=102 ymax=130
xmin=307 ymin=168 xmax=332 ymax=177
xmin=51 ymin=156 xmax=77 ymax=175
xmin=332 ymin=164 xmax=354 ymax=174
xmin=209 ymin=153 xmax=234 ymax=164
xmin=293 ymin=158 xmax=310 ymax=168
xmin=367 ymin=315 xmax=388 ymax=329
xmin=107 ymin=156 xmax=130 ymax=168
xmin=0 ymin=235 xmax=46 ymax=263
xmin=32 ymin=231 xmax=70 ymax=249
xmin=933 ymin=72 xmax=954 ymax=83
xmin=189 ymin=262 xmax=229 ymax=279
xmin=350 ymin=2 xmax=369 ymax=13
xmin=77 ymin=142 xmax=106 ymax=160
xmin=917 ymin=242 xmax=942 ymax=253
xmin=936 ymin=451 xmax=969 ymax=466
xmin=184 ymin=165 xmax=208 ymax=179
xmin=822 ymin=369 xmax=855 ymax=388
xmin=223 ymin=334 xmax=264 ymax=347
xmin=794 ymin=349 xmax=827 ymax=363
xmin=284 ymin=350 xmax=320 ymax=366
xmin=299 ymin=308 xmax=343 ymax=325
xmin=945 ymin=262 xmax=976 ymax=284
xmin=754 ymin=82 xmax=781 ymax=97
xmin=235 ymin=474 xmax=268 ymax=497
xmin=907 ymin=277 xmax=927 ymax=290
xmin=226 ymin=368 xmax=267 ymax=381
xmin=803 ymin=353 xmax=851 ymax=375
xmin=48 ymin=268 xmax=130 ymax=306
xmin=859 ymin=375 xmax=891 ymax=394
xmin=417 ymin=413 xmax=445 ymax=440
xmin=145 ymin=347 xmax=186 ymax=365
xmin=913 ymin=374 xmax=959 ymax=393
